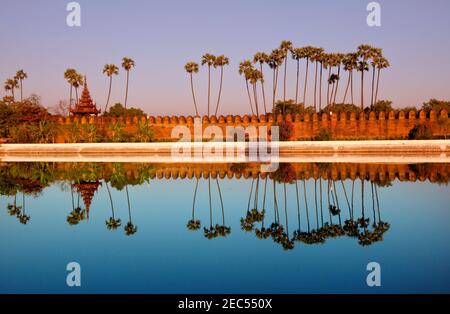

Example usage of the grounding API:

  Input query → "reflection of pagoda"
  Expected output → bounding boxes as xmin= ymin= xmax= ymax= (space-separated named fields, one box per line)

xmin=73 ymin=181 xmax=101 ymax=220
xmin=70 ymin=77 xmax=100 ymax=116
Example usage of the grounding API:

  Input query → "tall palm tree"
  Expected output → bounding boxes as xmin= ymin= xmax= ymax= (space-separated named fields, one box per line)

xmin=64 ymin=68 xmax=77 ymax=108
xmin=121 ymin=57 xmax=135 ymax=108
xmin=332 ymin=53 xmax=345 ymax=104
xmin=253 ymin=52 xmax=269 ymax=113
xmin=279 ymin=40 xmax=293 ymax=103
xmin=311 ymin=48 xmax=324 ymax=110
xmin=369 ymin=48 xmax=382 ymax=108
xmin=201 ymin=53 xmax=216 ymax=116
xmin=239 ymin=60 xmax=254 ymax=114
xmin=267 ymin=49 xmax=284 ymax=111
xmin=319 ymin=53 xmax=330 ymax=110
xmin=15 ymin=69 xmax=28 ymax=102
xmin=124 ymin=185 xmax=137 ymax=236
xmin=102 ymin=64 xmax=119 ymax=112
xmin=374 ymin=56 xmax=390 ymax=105
xmin=290 ymin=47 xmax=304 ymax=105
xmin=302 ymin=46 xmax=315 ymax=106
xmin=105 ymin=181 xmax=121 ymax=230
xmin=248 ymin=68 xmax=263 ymax=116
xmin=342 ymin=53 xmax=358 ymax=104
xmin=4 ymin=78 xmax=18 ymax=100
xmin=326 ymin=54 xmax=337 ymax=105
xmin=357 ymin=44 xmax=373 ymax=110
xmin=213 ymin=55 xmax=230 ymax=116
xmin=184 ymin=62 xmax=200 ymax=116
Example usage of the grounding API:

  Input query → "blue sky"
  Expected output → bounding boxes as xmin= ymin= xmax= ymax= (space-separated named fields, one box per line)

xmin=1 ymin=0 xmax=450 ymax=115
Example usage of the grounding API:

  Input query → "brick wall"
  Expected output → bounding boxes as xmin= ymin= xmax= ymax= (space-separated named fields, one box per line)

xmin=54 ymin=109 xmax=449 ymax=142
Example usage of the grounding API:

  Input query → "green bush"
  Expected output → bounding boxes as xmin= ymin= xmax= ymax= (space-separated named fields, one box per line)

xmin=408 ymin=124 xmax=432 ymax=140
xmin=314 ymin=128 xmax=333 ymax=141
xmin=103 ymin=103 xmax=146 ymax=117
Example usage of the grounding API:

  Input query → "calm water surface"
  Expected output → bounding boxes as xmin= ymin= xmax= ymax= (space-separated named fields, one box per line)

xmin=0 ymin=162 xmax=449 ymax=293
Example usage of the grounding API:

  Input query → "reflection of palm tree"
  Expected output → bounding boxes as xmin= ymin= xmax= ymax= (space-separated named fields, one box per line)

xmin=67 ymin=183 xmax=85 ymax=225
xmin=18 ymin=193 xmax=30 ymax=225
xmin=215 ymin=178 xmax=230 ymax=237
xmin=105 ymin=181 xmax=121 ymax=230
xmin=124 ymin=186 xmax=137 ymax=236
xmin=204 ymin=177 xmax=218 ymax=239
xmin=187 ymin=178 xmax=201 ymax=231
xmin=7 ymin=193 xmax=21 ymax=217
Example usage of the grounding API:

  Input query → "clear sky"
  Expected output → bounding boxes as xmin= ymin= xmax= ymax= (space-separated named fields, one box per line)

xmin=1 ymin=0 xmax=450 ymax=115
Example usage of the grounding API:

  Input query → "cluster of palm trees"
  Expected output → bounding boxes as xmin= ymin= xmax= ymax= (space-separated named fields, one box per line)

xmin=239 ymin=41 xmax=390 ymax=115
xmin=184 ymin=53 xmax=230 ymax=117
xmin=3 ymin=69 xmax=28 ymax=102
xmin=64 ymin=57 xmax=135 ymax=113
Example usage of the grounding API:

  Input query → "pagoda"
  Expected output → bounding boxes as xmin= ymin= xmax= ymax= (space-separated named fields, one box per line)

xmin=73 ymin=181 xmax=101 ymax=221
xmin=70 ymin=77 xmax=101 ymax=116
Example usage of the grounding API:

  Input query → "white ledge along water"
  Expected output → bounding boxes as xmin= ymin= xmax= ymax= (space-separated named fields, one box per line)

xmin=0 ymin=140 xmax=449 ymax=163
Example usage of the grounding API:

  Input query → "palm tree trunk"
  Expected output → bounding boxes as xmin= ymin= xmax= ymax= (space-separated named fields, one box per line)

xmin=253 ymin=83 xmax=259 ymax=116
xmin=313 ymin=62 xmax=318 ymax=111
xmin=314 ymin=179 xmax=319 ymax=229
xmin=326 ymin=67 xmax=331 ymax=106
xmin=208 ymin=177 xmax=212 ymax=228
xmin=361 ymin=71 xmax=365 ymax=110
xmin=215 ymin=66 xmax=224 ymax=116
xmin=303 ymin=58 xmax=309 ymax=105
xmin=295 ymin=60 xmax=300 ymax=104
xmin=245 ymin=79 xmax=254 ymax=115
xmin=319 ymin=64 xmax=323 ymax=111
xmin=105 ymin=182 xmax=115 ymax=219
xmin=69 ymin=85 xmax=73 ymax=114
xmin=374 ymin=68 xmax=381 ymax=105
xmin=295 ymin=180 xmax=301 ymax=231
xmin=303 ymin=180 xmax=310 ymax=232
xmin=333 ymin=67 xmax=341 ymax=104
xmin=125 ymin=70 xmax=130 ymax=108
xmin=192 ymin=179 xmax=199 ymax=219
xmin=283 ymin=57 xmax=288 ymax=103
xmin=216 ymin=179 xmax=225 ymax=226
xmin=190 ymin=73 xmax=199 ymax=116
xmin=319 ymin=178 xmax=323 ymax=227
xmin=75 ymin=87 xmax=79 ymax=105
xmin=260 ymin=63 xmax=267 ymax=114
xmin=105 ymin=76 xmax=113 ymax=112
xmin=370 ymin=65 xmax=376 ymax=108
xmin=283 ymin=182 xmax=289 ymax=235
xmin=126 ymin=186 xmax=132 ymax=222
xmin=350 ymin=72 xmax=354 ymax=105
xmin=342 ymin=72 xmax=351 ymax=104
xmin=20 ymin=79 xmax=23 ymax=102
xmin=207 ymin=65 xmax=211 ymax=116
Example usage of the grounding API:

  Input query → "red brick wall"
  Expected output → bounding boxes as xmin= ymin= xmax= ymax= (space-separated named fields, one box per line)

xmin=53 ymin=109 xmax=449 ymax=143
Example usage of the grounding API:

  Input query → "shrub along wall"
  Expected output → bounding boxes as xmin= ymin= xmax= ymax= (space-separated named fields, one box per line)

xmin=53 ymin=109 xmax=449 ymax=143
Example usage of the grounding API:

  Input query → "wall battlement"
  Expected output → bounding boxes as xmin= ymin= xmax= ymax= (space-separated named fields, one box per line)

xmin=53 ymin=110 xmax=449 ymax=142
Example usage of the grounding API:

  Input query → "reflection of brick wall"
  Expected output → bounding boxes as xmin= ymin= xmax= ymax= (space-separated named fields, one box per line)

xmin=54 ymin=110 xmax=449 ymax=143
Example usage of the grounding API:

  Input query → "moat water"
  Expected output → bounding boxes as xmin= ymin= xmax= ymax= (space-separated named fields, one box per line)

xmin=0 ymin=162 xmax=449 ymax=293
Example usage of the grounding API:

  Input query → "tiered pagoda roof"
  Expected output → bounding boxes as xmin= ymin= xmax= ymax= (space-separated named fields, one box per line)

xmin=73 ymin=181 xmax=101 ymax=221
xmin=70 ymin=77 xmax=101 ymax=116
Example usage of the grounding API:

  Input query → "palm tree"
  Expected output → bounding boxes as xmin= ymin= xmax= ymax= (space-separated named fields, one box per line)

xmin=302 ymin=46 xmax=315 ymax=106
xmin=18 ymin=193 xmax=30 ymax=225
xmin=239 ymin=60 xmax=254 ymax=114
xmin=311 ymin=48 xmax=324 ymax=110
xmin=326 ymin=54 xmax=339 ymax=105
xmin=319 ymin=53 xmax=329 ymax=111
xmin=248 ymin=68 xmax=263 ymax=116
xmin=267 ymin=49 xmax=284 ymax=111
xmin=124 ymin=186 xmax=137 ymax=236
xmin=121 ymin=57 xmax=135 ymax=108
xmin=105 ymin=181 xmax=121 ymax=230
xmin=102 ymin=64 xmax=119 ymax=112
xmin=290 ymin=47 xmax=304 ymax=105
xmin=187 ymin=178 xmax=201 ymax=231
xmin=370 ymin=48 xmax=382 ymax=108
xmin=253 ymin=52 xmax=269 ymax=113
xmin=64 ymin=68 xmax=77 ymax=108
xmin=201 ymin=53 xmax=216 ymax=116
xmin=374 ymin=56 xmax=390 ymax=105
xmin=213 ymin=55 xmax=230 ymax=116
xmin=357 ymin=44 xmax=373 ymax=110
xmin=15 ymin=69 xmax=28 ymax=101
xmin=342 ymin=53 xmax=358 ymax=104
xmin=332 ymin=53 xmax=345 ymax=104
xmin=279 ymin=40 xmax=293 ymax=103
xmin=184 ymin=62 xmax=200 ymax=116
xmin=4 ymin=78 xmax=18 ymax=100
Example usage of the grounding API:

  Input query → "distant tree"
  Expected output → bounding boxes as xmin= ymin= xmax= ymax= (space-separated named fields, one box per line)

xmin=15 ymin=70 xmax=28 ymax=102
xmin=184 ymin=62 xmax=200 ymax=116
xmin=422 ymin=99 xmax=450 ymax=113
xmin=103 ymin=64 xmax=119 ymax=112
xmin=121 ymin=57 xmax=135 ymax=108
xmin=103 ymin=103 xmax=145 ymax=117
xmin=201 ymin=53 xmax=216 ymax=116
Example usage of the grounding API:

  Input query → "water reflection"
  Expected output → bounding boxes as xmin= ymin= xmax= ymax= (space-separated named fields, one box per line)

xmin=1 ymin=162 xmax=448 ymax=251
